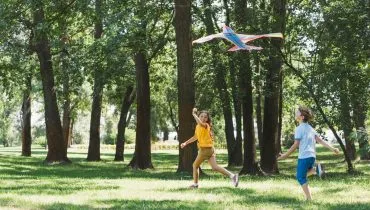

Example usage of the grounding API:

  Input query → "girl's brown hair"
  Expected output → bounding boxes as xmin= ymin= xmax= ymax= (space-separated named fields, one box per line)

xmin=298 ymin=106 xmax=314 ymax=122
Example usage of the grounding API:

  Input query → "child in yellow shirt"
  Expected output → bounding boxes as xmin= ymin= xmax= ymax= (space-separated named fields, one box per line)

xmin=181 ymin=108 xmax=239 ymax=188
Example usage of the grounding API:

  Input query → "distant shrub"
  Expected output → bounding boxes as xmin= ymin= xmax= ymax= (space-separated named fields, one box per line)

xmin=73 ymin=132 xmax=83 ymax=144
xmin=33 ymin=136 xmax=47 ymax=148
xmin=103 ymin=134 xmax=115 ymax=145
xmin=124 ymin=129 xmax=135 ymax=144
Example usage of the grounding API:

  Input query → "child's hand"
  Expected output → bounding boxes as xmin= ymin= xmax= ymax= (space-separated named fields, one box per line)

xmin=180 ymin=142 xmax=187 ymax=149
xmin=277 ymin=153 xmax=286 ymax=160
xmin=192 ymin=108 xmax=197 ymax=114
xmin=333 ymin=148 xmax=340 ymax=155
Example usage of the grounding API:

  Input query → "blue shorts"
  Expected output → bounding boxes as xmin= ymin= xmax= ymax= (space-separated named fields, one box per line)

xmin=296 ymin=157 xmax=316 ymax=185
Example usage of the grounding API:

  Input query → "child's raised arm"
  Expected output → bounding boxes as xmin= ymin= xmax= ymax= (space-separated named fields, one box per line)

xmin=315 ymin=136 xmax=340 ymax=154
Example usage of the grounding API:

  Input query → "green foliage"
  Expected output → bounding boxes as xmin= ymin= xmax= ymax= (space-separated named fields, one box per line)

xmin=124 ymin=129 xmax=135 ymax=145
xmin=33 ymin=136 xmax=47 ymax=148
xmin=72 ymin=132 xmax=83 ymax=145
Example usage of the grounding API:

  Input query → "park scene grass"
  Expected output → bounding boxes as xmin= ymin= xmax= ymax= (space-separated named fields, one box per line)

xmin=0 ymin=145 xmax=369 ymax=210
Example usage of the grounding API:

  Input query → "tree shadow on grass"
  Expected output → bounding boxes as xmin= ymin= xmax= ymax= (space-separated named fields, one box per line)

xmin=325 ymin=202 xmax=370 ymax=210
xmin=40 ymin=203 xmax=94 ymax=210
xmin=0 ymin=183 xmax=119 ymax=195
xmin=166 ymin=186 xmax=304 ymax=209
xmin=95 ymin=199 xmax=224 ymax=210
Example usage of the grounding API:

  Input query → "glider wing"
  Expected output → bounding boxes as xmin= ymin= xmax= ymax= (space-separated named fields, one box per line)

xmin=192 ymin=33 xmax=224 ymax=44
xmin=237 ymin=33 xmax=283 ymax=43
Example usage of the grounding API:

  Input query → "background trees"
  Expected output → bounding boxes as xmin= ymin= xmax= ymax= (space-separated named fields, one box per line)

xmin=0 ymin=0 xmax=368 ymax=173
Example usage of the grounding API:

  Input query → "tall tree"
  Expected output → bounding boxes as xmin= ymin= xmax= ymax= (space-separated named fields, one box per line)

xmin=260 ymin=0 xmax=286 ymax=174
xmin=200 ymin=0 xmax=239 ymax=166
xmin=232 ymin=0 xmax=259 ymax=174
xmin=87 ymin=0 xmax=104 ymax=161
xmin=21 ymin=73 xmax=32 ymax=156
xmin=31 ymin=0 xmax=69 ymax=163
xmin=175 ymin=0 xmax=197 ymax=173
xmin=115 ymin=86 xmax=135 ymax=161
xmin=128 ymin=52 xmax=153 ymax=169
xmin=338 ymin=71 xmax=356 ymax=160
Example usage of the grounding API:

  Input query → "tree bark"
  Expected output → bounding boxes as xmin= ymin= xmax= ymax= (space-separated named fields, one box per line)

xmin=229 ymin=56 xmax=243 ymax=165
xmin=115 ymin=86 xmax=135 ymax=161
xmin=276 ymin=70 xmax=283 ymax=155
xmin=22 ymin=74 xmax=32 ymax=157
xmin=254 ymin=55 xmax=263 ymax=149
xmin=32 ymin=2 xmax=69 ymax=163
xmin=260 ymin=0 xmax=286 ymax=174
xmin=87 ymin=0 xmax=104 ymax=161
xmin=233 ymin=0 xmax=259 ymax=174
xmin=350 ymin=72 xmax=370 ymax=160
xmin=174 ymin=0 xmax=197 ymax=173
xmin=339 ymin=77 xmax=356 ymax=160
xmin=202 ymin=0 xmax=238 ymax=166
xmin=128 ymin=53 xmax=153 ymax=169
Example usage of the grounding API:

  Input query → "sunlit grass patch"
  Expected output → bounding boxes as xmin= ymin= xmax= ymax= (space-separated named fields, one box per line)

xmin=0 ymin=145 xmax=369 ymax=209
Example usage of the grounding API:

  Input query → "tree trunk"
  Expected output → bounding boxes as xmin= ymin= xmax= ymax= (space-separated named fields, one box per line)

xmin=276 ymin=70 xmax=283 ymax=155
xmin=254 ymin=55 xmax=263 ymax=149
xmin=260 ymin=0 xmax=286 ymax=174
xmin=62 ymin=56 xmax=71 ymax=153
xmin=202 ymin=0 xmax=238 ymax=166
xmin=22 ymin=74 xmax=32 ymax=157
xmin=239 ymin=52 xmax=260 ymax=175
xmin=350 ymin=72 xmax=370 ymax=160
xmin=115 ymin=86 xmax=135 ymax=161
xmin=229 ymin=56 xmax=243 ymax=165
xmin=87 ymin=0 xmax=104 ymax=161
xmin=233 ymin=0 xmax=259 ymax=174
xmin=68 ymin=119 xmax=73 ymax=147
xmin=224 ymin=0 xmax=243 ymax=166
xmin=32 ymin=2 xmax=69 ymax=163
xmin=339 ymin=77 xmax=356 ymax=160
xmin=128 ymin=53 xmax=153 ymax=169
xmin=174 ymin=0 xmax=197 ymax=173
xmin=163 ymin=129 xmax=169 ymax=141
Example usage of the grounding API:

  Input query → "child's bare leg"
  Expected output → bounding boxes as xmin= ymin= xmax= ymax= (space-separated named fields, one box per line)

xmin=192 ymin=155 xmax=203 ymax=184
xmin=307 ymin=168 xmax=316 ymax=177
xmin=193 ymin=166 xmax=199 ymax=184
xmin=301 ymin=183 xmax=312 ymax=200
xmin=208 ymin=155 xmax=233 ymax=177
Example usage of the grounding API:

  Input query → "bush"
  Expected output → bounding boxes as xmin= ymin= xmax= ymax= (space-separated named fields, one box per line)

xmin=73 ymin=132 xmax=83 ymax=144
xmin=33 ymin=136 xmax=47 ymax=148
xmin=103 ymin=134 xmax=115 ymax=145
xmin=124 ymin=129 xmax=135 ymax=144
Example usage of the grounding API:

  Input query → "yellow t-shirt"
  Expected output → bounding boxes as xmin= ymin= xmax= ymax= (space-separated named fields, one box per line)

xmin=195 ymin=124 xmax=213 ymax=148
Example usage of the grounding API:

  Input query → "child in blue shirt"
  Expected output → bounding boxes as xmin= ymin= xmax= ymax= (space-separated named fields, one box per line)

xmin=278 ymin=106 xmax=340 ymax=200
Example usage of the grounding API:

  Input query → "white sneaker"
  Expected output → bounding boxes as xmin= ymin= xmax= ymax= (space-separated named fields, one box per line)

xmin=231 ymin=174 xmax=239 ymax=187
xmin=316 ymin=163 xmax=325 ymax=178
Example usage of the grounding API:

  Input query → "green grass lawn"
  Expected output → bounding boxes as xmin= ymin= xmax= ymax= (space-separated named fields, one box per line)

xmin=0 ymin=145 xmax=369 ymax=210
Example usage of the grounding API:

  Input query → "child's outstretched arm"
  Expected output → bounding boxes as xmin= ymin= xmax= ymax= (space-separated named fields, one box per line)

xmin=315 ymin=136 xmax=340 ymax=154
xmin=180 ymin=136 xmax=197 ymax=149
xmin=278 ymin=140 xmax=299 ymax=160
xmin=192 ymin=108 xmax=208 ymax=127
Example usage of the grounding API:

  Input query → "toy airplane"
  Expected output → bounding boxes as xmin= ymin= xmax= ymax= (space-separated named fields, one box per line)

xmin=192 ymin=25 xmax=283 ymax=52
